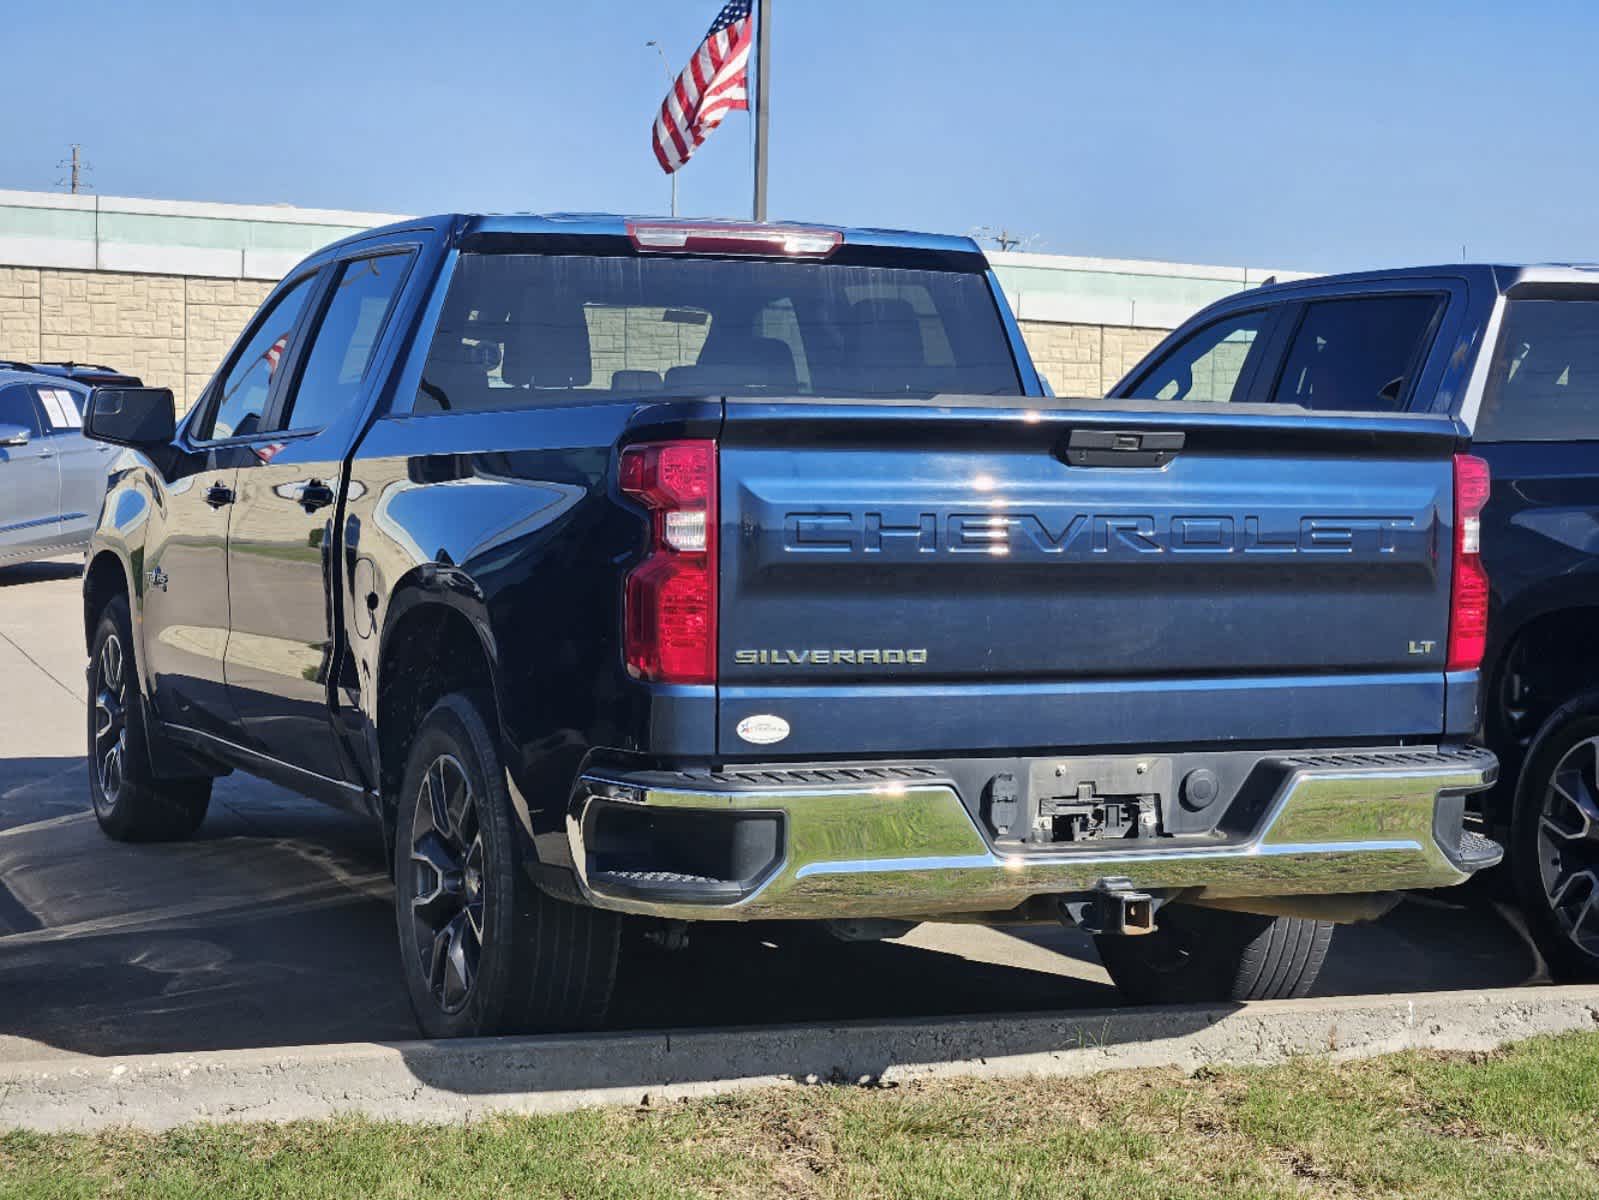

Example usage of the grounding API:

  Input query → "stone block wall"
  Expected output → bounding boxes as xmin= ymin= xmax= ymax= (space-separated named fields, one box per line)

xmin=0 ymin=267 xmax=41 ymax=360
xmin=183 ymin=279 xmax=275 ymax=408
xmin=37 ymin=271 xmax=187 ymax=397
xmin=1018 ymin=320 xmax=1168 ymax=397
xmin=0 ymin=267 xmax=275 ymax=410
xmin=0 ymin=263 xmax=1182 ymax=409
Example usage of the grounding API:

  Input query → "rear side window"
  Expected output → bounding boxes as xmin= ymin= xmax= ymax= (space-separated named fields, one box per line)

xmin=414 ymin=252 xmax=1021 ymax=413
xmin=1271 ymin=294 xmax=1442 ymax=412
xmin=1126 ymin=310 xmax=1268 ymax=404
xmin=35 ymin=386 xmax=83 ymax=431
xmin=198 ymin=274 xmax=315 ymax=441
xmin=1477 ymin=299 xmax=1599 ymax=441
xmin=276 ymin=252 xmax=413 ymax=432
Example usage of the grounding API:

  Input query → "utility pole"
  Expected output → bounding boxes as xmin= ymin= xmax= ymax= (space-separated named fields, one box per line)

xmin=752 ymin=0 xmax=772 ymax=221
xmin=646 ymin=41 xmax=678 ymax=217
xmin=972 ymin=226 xmax=1037 ymax=253
xmin=57 ymin=144 xmax=90 ymax=194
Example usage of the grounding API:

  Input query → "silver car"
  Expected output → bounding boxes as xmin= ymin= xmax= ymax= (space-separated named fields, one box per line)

xmin=0 ymin=368 xmax=117 ymax=565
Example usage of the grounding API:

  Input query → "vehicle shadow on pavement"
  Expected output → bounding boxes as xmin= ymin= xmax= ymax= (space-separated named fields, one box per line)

xmin=0 ymin=751 xmax=1548 ymax=1064
xmin=988 ymin=881 xmax=1542 ymax=999
xmin=0 ymin=754 xmax=1126 ymax=1060
xmin=0 ymin=561 xmax=81 ymax=589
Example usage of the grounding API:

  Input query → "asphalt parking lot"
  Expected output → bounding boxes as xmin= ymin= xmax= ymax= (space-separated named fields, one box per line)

xmin=0 ymin=557 xmax=1547 ymax=1063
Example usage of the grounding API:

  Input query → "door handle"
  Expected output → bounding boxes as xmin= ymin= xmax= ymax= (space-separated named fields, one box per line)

xmin=296 ymin=479 xmax=336 ymax=514
xmin=204 ymin=482 xmax=235 ymax=509
xmin=1062 ymin=429 xmax=1186 ymax=468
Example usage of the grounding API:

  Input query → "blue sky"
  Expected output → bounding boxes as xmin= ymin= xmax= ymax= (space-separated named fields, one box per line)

xmin=6 ymin=0 xmax=1597 ymax=272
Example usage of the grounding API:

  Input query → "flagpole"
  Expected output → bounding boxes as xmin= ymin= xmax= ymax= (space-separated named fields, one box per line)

xmin=752 ymin=0 xmax=772 ymax=221
xmin=646 ymin=40 xmax=679 ymax=217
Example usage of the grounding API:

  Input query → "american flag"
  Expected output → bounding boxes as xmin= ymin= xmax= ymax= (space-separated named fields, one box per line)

xmin=651 ymin=1 xmax=753 ymax=175
xmin=263 ymin=333 xmax=288 ymax=375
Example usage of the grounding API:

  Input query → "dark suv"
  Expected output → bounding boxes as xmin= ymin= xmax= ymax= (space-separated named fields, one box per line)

xmin=1108 ymin=264 xmax=1599 ymax=978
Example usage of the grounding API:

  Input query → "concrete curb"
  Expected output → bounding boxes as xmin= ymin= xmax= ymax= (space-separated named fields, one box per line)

xmin=4 ymin=985 xmax=1597 ymax=1132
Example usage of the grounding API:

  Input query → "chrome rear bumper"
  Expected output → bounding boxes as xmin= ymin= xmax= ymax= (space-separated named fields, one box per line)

xmin=566 ymin=747 xmax=1499 ymax=921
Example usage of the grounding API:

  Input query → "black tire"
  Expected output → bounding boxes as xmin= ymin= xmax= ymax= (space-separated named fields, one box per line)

xmin=88 ymin=594 xmax=211 ymax=842
xmin=1095 ymin=904 xmax=1334 ymax=1004
xmin=393 ymin=691 xmax=622 ymax=1038
xmin=1509 ymin=690 xmax=1599 ymax=982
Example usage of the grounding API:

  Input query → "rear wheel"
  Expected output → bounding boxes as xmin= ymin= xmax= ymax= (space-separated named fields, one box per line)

xmin=394 ymin=691 xmax=622 ymax=1037
xmin=1510 ymin=692 xmax=1599 ymax=981
xmin=1095 ymin=904 xmax=1333 ymax=1004
xmin=88 ymin=594 xmax=210 ymax=842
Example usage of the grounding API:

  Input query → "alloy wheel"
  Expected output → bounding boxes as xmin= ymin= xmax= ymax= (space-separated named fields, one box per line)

xmin=1536 ymin=735 xmax=1599 ymax=957
xmin=408 ymin=754 xmax=486 ymax=1014
xmin=93 ymin=633 xmax=128 ymax=811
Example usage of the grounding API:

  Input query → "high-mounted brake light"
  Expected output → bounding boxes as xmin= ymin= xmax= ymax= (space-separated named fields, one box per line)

xmin=1447 ymin=453 xmax=1491 ymax=671
xmin=620 ymin=440 xmax=718 ymax=684
xmin=626 ymin=220 xmax=842 ymax=259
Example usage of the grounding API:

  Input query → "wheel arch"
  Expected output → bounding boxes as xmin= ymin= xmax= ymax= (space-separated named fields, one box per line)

xmin=83 ymin=553 xmax=135 ymax=659
xmin=1482 ymin=595 xmax=1599 ymax=822
xmin=374 ymin=571 xmax=508 ymax=853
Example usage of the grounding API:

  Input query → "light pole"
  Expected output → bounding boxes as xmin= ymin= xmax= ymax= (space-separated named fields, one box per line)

xmin=646 ymin=40 xmax=678 ymax=217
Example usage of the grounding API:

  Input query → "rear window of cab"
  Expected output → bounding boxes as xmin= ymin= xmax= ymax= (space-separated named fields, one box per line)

xmin=414 ymin=252 xmax=1023 ymax=413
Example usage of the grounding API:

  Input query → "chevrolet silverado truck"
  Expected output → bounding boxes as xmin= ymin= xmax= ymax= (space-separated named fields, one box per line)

xmin=79 ymin=216 xmax=1499 ymax=1037
xmin=1108 ymin=263 xmax=1599 ymax=981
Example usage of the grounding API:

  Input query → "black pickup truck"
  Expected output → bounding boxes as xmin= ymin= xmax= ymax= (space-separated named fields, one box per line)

xmin=1108 ymin=263 xmax=1599 ymax=980
xmin=79 ymin=216 xmax=1498 ymax=1036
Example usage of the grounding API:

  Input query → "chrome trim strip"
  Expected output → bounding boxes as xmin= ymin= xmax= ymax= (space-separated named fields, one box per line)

xmin=566 ymin=752 xmax=1496 ymax=921
xmin=162 ymin=722 xmax=370 ymax=801
xmin=794 ymin=839 xmax=1426 ymax=881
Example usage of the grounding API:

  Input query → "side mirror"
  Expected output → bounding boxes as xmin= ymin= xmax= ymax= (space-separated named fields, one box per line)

xmin=0 ymin=424 xmax=30 ymax=448
xmin=84 ymin=387 xmax=175 ymax=450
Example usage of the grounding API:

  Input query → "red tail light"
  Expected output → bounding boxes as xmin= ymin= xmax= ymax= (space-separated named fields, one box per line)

xmin=1447 ymin=453 xmax=1491 ymax=671
xmin=620 ymin=440 xmax=718 ymax=683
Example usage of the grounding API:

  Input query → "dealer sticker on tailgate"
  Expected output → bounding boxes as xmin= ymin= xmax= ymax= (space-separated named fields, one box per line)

xmin=736 ymin=714 xmax=791 ymax=746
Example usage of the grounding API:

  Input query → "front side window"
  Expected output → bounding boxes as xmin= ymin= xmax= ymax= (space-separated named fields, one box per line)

xmin=1271 ymin=294 xmax=1442 ymax=413
xmin=414 ymin=252 xmax=1022 ymax=413
xmin=0 ymin=384 xmax=40 ymax=435
xmin=199 ymin=274 xmax=315 ymax=440
xmin=1127 ymin=311 xmax=1268 ymax=404
xmin=276 ymin=253 xmax=412 ymax=432
xmin=1477 ymin=299 xmax=1599 ymax=441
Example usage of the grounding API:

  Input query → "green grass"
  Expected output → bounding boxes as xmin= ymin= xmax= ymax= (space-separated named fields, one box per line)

xmin=3 ymin=1032 xmax=1598 ymax=1199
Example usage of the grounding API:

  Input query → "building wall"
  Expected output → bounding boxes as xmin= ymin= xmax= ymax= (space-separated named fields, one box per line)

xmin=0 ymin=263 xmax=1172 ymax=406
xmin=0 ymin=266 xmax=273 ymax=409
xmin=0 ymin=188 xmax=1315 ymax=408
xmin=1018 ymin=320 xmax=1168 ymax=397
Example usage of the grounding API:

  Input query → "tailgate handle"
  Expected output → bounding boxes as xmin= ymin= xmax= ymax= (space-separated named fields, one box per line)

xmin=1063 ymin=429 xmax=1185 ymax=468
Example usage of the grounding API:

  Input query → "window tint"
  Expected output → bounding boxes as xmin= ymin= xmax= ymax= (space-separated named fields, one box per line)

xmin=1477 ymin=300 xmax=1599 ymax=441
xmin=1271 ymin=294 xmax=1441 ymax=412
xmin=200 ymin=275 xmax=315 ymax=440
xmin=276 ymin=253 xmax=412 ymax=431
xmin=0 ymin=384 xmax=40 ymax=435
xmin=414 ymin=253 xmax=1021 ymax=414
xmin=1127 ymin=311 xmax=1268 ymax=404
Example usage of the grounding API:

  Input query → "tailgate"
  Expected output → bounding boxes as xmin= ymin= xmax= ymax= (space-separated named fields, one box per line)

xmin=716 ymin=399 xmax=1462 ymax=757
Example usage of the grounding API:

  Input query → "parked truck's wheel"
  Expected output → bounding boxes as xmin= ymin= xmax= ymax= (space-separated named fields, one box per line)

xmin=1095 ymin=904 xmax=1333 ymax=1004
xmin=88 ymin=595 xmax=211 ymax=842
xmin=1510 ymin=692 xmax=1599 ymax=982
xmin=394 ymin=691 xmax=622 ymax=1037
